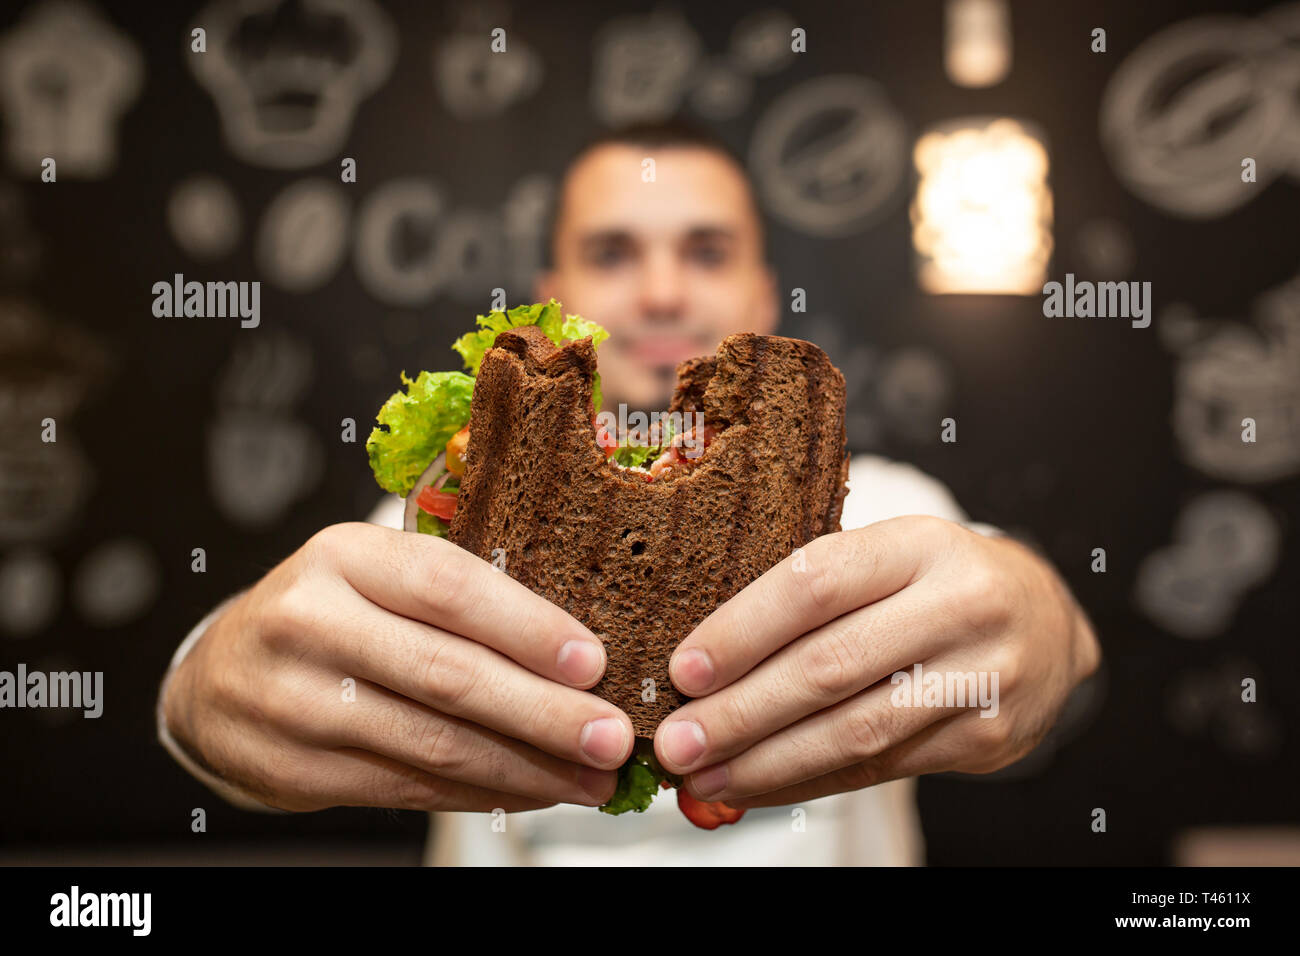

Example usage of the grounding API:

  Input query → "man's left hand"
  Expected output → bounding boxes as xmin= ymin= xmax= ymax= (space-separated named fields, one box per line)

xmin=654 ymin=515 xmax=1102 ymax=808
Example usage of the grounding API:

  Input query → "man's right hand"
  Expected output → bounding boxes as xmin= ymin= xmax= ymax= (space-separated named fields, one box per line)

xmin=161 ymin=522 xmax=632 ymax=813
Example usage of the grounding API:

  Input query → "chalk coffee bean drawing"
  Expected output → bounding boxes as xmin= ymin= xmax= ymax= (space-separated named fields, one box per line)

xmin=256 ymin=178 xmax=351 ymax=293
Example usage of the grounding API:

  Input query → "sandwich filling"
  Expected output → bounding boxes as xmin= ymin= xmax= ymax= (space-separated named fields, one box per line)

xmin=598 ymin=418 xmax=718 ymax=483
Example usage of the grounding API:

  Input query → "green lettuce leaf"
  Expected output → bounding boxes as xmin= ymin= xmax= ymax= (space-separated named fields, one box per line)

xmin=600 ymin=740 xmax=682 ymax=815
xmin=369 ymin=301 xmax=607 ymax=498
xmin=451 ymin=299 xmax=609 ymax=409
xmin=415 ymin=510 xmax=449 ymax=537
xmin=366 ymin=370 xmax=475 ymax=496
xmin=609 ymin=442 xmax=660 ymax=470
xmin=451 ymin=300 xmax=560 ymax=376
xmin=607 ymin=415 xmax=678 ymax=470
xmin=559 ymin=312 xmax=610 ymax=351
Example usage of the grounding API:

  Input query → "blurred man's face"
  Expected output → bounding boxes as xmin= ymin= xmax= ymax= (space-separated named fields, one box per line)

xmin=536 ymin=144 xmax=778 ymax=411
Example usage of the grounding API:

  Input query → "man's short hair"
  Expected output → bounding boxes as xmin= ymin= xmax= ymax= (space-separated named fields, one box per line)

xmin=543 ymin=118 xmax=764 ymax=268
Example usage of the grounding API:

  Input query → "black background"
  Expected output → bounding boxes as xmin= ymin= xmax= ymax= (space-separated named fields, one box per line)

xmin=1 ymin=0 xmax=1296 ymax=865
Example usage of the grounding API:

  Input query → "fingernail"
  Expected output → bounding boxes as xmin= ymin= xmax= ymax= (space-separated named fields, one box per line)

xmin=580 ymin=717 xmax=628 ymax=766
xmin=576 ymin=766 xmax=615 ymax=804
xmin=662 ymin=719 xmax=706 ymax=767
xmin=672 ymin=648 xmax=715 ymax=695
xmin=556 ymin=639 xmax=603 ymax=685
xmin=691 ymin=765 xmax=727 ymax=799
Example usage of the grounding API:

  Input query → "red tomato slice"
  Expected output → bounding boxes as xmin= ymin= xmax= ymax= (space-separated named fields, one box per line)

xmin=416 ymin=486 xmax=458 ymax=522
xmin=594 ymin=422 xmax=618 ymax=457
xmin=676 ymin=788 xmax=746 ymax=830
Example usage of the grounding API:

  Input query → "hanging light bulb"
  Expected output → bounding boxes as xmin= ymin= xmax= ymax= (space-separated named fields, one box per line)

xmin=945 ymin=0 xmax=1012 ymax=88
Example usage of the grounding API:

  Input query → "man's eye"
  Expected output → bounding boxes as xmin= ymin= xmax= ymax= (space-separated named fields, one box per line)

xmin=587 ymin=245 xmax=630 ymax=268
xmin=687 ymin=243 xmax=729 ymax=267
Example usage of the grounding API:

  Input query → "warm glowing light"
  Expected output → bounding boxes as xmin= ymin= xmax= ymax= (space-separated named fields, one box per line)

xmin=944 ymin=0 xmax=1011 ymax=88
xmin=911 ymin=117 xmax=1053 ymax=295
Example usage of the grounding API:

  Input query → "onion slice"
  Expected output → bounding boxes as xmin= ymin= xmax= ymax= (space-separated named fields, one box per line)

xmin=403 ymin=452 xmax=447 ymax=533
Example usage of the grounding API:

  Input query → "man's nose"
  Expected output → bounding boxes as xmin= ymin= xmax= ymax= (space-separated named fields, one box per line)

xmin=638 ymin=248 xmax=686 ymax=318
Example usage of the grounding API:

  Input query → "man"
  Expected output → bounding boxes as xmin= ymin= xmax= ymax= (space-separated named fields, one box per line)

xmin=158 ymin=121 xmax=1100 ymax=865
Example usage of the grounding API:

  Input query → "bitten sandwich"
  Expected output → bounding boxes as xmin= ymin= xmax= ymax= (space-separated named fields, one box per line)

xmin=367 ymin=301 xmax=848 ymax=827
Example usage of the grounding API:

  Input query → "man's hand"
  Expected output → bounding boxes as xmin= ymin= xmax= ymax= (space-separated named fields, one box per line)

xmin=653 ymin=515 xmax=1101 ymax=808
xmin=162 ymin=522 xmax=632 ymax=813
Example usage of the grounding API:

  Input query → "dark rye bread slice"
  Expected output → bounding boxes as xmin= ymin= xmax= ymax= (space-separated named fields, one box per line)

xmin=449 ymin=326 xmax=849 ymax=738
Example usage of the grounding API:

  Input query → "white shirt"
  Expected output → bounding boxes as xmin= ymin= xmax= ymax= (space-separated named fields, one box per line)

xmin=158 ymin=454 xmax=1000 ymax=866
